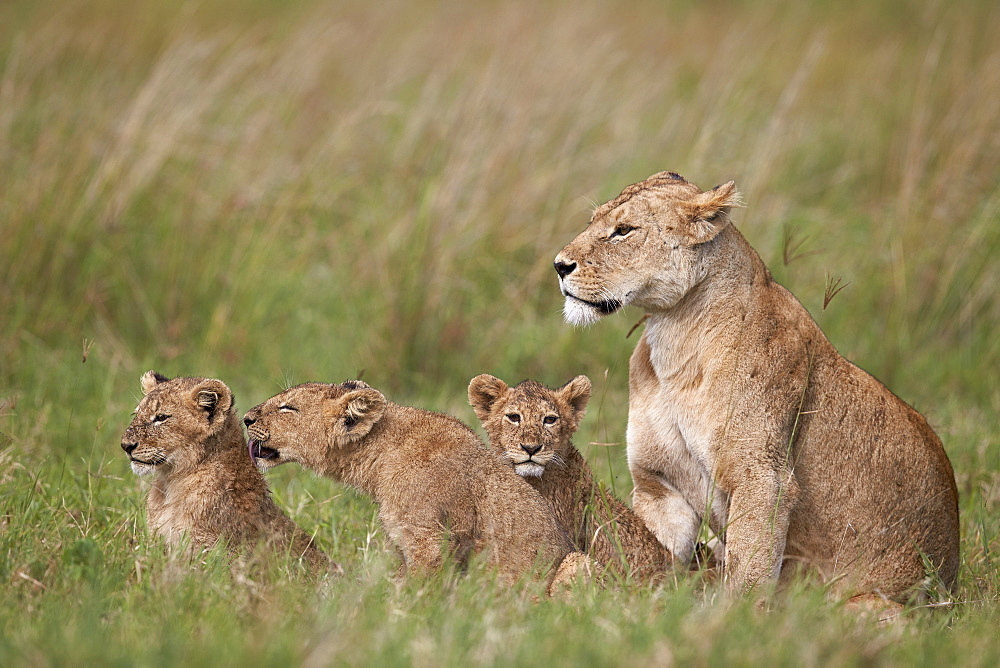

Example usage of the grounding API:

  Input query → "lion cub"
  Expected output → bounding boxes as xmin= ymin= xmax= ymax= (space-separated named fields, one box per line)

xmin=469 ymin=374 xmax=673 ymax=581
xmin=120 ymin=371 xmax=333 ymax=574
xmin=243 ymin=381 xmax=579 ymax=587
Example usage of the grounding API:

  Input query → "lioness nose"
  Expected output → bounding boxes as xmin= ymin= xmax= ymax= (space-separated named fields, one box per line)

xmin=121 ymin=442 xmax=137 ymax=455
xmin=243 ymin=416 xmax=255 ymax=427
xmin=554 ymin=259 xmax=576 ymax=278
xmin=522 ymin=444 xmax=542 ymax=456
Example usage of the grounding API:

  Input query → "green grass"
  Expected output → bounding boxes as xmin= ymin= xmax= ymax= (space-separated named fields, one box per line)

xmin=2 ymin=0 xmax=999 ymax=664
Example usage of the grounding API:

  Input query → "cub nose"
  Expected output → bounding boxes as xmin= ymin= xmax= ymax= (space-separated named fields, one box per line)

xmin=554 ymin=259 xmax=576 ymax=278
xmin=522 ymin=444 xmax=542 ymax=457
xmin=243 ymin=416 xmax=255 ymax=427
xmin=121 ymin=442 xmax=137 ymax=455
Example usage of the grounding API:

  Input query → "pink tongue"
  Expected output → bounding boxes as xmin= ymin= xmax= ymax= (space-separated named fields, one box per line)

xmin=248 ymin=439 xmax=256 ymax=462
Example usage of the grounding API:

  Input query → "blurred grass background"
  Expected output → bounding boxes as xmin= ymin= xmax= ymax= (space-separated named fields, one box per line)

xmin=1 ymin=0 xmax=998 ymax=664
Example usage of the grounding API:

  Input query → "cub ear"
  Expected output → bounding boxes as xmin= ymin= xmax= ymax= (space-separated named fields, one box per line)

xmin=329 ymin=388 xmax=386 ymax=442
xmin=140 ymin=370 xmax=170 ymax=395
xmin=681 ymin=180 xmax=742 ymax=244
xmin=468 ymin=374 xmax=509 ymax=421
xmin=557 ymin=375 xmax=591 ymax=426
xmin=190 ymin=379 xmax=234 ymax=426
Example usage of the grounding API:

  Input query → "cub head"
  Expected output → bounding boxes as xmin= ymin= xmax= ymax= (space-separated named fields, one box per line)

xmin=242 ymin=381 xmax=386 ymax=472
xmin=120 ymin=370 xmax=237 ymax=476
xmin=553 ymin=171 xmax=741 ymax=325
xmin=468 ymin=374 xmax=591 ymax=478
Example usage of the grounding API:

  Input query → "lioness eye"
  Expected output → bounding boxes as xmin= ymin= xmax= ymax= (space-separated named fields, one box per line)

xmin=279 ymin=405 xmax=298 ymax=413
xmin=609 ymin=224 xmax=636 ymax=240
xmin=152 ymin=414 xmax=170 ymax=424
xmin=505 ymin=413 xmax=521 ymax=424
xmin=543 ymin=415 xmax=558 ymax=425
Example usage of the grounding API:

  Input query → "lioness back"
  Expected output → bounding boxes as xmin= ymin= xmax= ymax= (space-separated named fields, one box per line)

xmin=469 ymin=374 xmax=672 ymax=581
xmin=244 ymin=381 xmax=574 ymax=585
xmin=120 ymin=371 xmax=333 ymax=574
xmin=553 ymin=172 xmax=959 ymax=601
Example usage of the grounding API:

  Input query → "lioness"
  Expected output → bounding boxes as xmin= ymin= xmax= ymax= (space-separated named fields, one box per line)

xmin=120 ymin=371 xmax=333 ymax=574
xmin=469 ymin=373 xmax=673 ymax=582
xmin=553 ymin=172 xmax=959 ymax=602
xmin=243 ymin=381 xmax=581 ymax=588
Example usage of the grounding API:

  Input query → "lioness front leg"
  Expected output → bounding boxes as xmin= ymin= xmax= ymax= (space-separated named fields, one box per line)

xmin=630 ymin=465 xmax=701 ymax=564
xmin=723 ymin=470 xmax=800 ymax=595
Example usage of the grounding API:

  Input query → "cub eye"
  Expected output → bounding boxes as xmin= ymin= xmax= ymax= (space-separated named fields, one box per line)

xmin=279 ymin=405 xmax=298 ymax=413
xmin=152 ymin=414 xmax=170 ymax=424
xmin=505 ymin=413 xmax=521 ymax=424
xmin=543 ymin=415 xmax=558 ymax=425
xmin=609 ymin=224 xmax=637 ymax=240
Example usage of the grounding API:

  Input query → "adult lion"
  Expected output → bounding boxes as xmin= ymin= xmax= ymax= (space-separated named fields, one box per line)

xmin=553 ymin=171 xmax=959 ymax=603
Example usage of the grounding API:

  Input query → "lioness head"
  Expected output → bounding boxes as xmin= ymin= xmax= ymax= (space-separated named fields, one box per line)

xmin=468 ymin=374 xmax=591 ymax=478
xmin=243 ymin=381 xmax=386 ymax=471
xmin=553 ymin=171 xmax=741 ymax=325
xmin=121 ymin=371 xmax=236 ymax=476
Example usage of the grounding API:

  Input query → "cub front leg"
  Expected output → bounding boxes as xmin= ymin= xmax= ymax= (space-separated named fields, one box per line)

xmin=396 ymin=524 xmax=451 ymax=574
xmin=381 ymin=510 xmax=452 ymax=575
xmin=722 ymin=469 xmax=799 ymax=595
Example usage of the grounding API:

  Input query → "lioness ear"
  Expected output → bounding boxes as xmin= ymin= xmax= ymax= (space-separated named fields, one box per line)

xmin=190 ymin=379 xmax=234 ymax=426
xmin=557 ymin=375 xmax=591 ymax=426
xmin=140 ymin=370 xmax=170 ymax=395
xmin=682 ymin=180 xmax=741 ymax=244
xmin=468 ymin=374 xmax=509 ymax=421
xmin=329 ymin=388 xmax=386 ymax=442
xmin=340 ymin=379 xmax=372 ymax=390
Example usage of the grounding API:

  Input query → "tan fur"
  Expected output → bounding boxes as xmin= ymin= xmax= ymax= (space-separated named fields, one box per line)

xmin=121 ymin=371 xmax=333 ymax=574
xmin=469 ymin=374 xmax=673 ymax=582
xmin=553 ymin=172 xmax=959 ymax=601
xmin=243 ymin=381 xmax=578 ymax=587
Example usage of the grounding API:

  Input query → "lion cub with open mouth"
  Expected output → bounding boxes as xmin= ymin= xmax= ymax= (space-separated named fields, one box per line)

xmin=120 ymin=371 xmax=334 ymax=574
xmin=469 ymin=374 xmax=675 ymax=582
xmin=244 ymin=380 xmax=583 ymax=588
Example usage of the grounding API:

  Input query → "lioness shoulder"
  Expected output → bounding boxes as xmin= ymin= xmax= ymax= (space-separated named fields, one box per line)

xmin=120 ymin=371 xmax=334 ymax=575
xmin=469 ymin=373 xmax=673 ymax=582
xmin=554 ymin=172 xmax=959 ymax=602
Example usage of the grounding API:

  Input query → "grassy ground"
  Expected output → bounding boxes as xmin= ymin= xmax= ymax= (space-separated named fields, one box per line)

xmin=2 ymin=0 xmax=998 ymax=664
